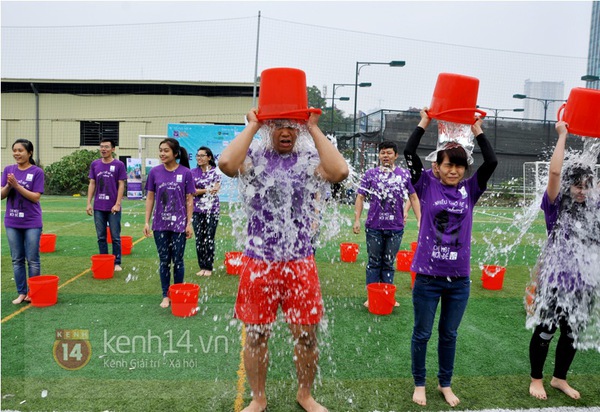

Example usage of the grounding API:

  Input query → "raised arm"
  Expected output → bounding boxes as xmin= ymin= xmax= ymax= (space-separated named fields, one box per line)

xmin=472 ymin=118 xmax=498 ymax=191
xmin=218 ymin=109 xmax=262 ymax=177
xmin=546 ymin=121 xmax=568 ymax=203
xmin=310 ymin=111 xmax=349 ymax=183
xmin=404 ymin=108 xmax=430 ymax=185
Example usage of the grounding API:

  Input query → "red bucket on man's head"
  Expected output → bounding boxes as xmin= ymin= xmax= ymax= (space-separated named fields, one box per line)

xmin=256 ymin=67 xmax=321 ymax=121
xmin=28 ymin=275 xmax=59 ymax=307
xmin=428 ymin=73 xmax=486 ymax=124
xmin=224 ymin=251 xmax=244 ymax=275
xmin=557 ymin=87 xmax=600 ymax=138
xmin=121 ymin=236 xmax=133 ymax=255
xmin=340 ymin=243 xmax=359 ymax=263
xmin=367 ymin=283 xmax=397 ymax=315
xmin=91 ymin=254 xmax=115 ymax=279
xmin=39 ymin=233 xmax=57 ymax=253
xmin=481 ymin=265 xmax=506 ymax=290
xmin=396 ymin=250 xmax=414 ymax=272
xmin=169 ymin=283 xmax=200 ymax=318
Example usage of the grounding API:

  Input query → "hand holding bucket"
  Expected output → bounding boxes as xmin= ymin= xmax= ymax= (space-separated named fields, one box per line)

xmin=427 ymin=73 xmax=486 ymax=125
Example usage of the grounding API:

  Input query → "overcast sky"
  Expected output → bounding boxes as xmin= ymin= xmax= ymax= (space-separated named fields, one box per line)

xmin=1 ymin=1 xmax=595 ymax=118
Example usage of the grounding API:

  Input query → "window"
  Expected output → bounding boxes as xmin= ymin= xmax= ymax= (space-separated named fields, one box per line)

xmin=80 ymin=121 xmax=120 ymax=146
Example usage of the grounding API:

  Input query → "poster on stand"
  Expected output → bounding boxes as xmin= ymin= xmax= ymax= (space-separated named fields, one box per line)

xmin=126 ymin=158 xmax=143 ymax=199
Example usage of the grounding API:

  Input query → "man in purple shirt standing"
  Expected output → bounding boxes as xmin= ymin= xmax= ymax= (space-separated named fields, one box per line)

xmin=353 ymin=140 xmax=421 ymax=307
xmin=86 ymin=138 xmax=127 ymax=271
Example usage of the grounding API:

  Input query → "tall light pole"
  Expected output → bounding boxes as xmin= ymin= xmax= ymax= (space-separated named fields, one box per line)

xmin=513 ymin=94 xmax=566 ymax=145
xmin=477 ymin=106 xmax=524 ymax=149
xmin=353 ymin=60 xmax=405 ymax=168
xmin=328 ymin=95 xmax=349 ymax=133
xmin=332 ymin=82 xmax=371 ymax=135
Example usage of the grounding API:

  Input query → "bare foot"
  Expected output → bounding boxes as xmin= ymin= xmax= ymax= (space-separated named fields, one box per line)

xmin=394 ymin=301 xmax=400 ymax=307
xmin=114 ymin=264 xmax=123 ymax=272
xmin=363 ymin=300 xmax=369 ymax=308
xmin=551 ymin=377 xmax=580 ymax=399
xmin=241 ymin=399 xmax=267 ymax=412
xmin=204 ymin=270 xmax=212 ymax=277
xmin=23 ymin=295 xmax=31 ymax=302
xmin=413 ymin=386 xmax=426 ymax=406
xmin=196 ymin=270 xmax=204 ymax=276
xmin=438 ymin=385 xmax=460 ymax=407
xmin=297 ymin=394 xmax=327 ymax=412
xmin=12 ymin=294 xmax=27 ymax=304
xmin=529 ymin=378 xmax=547 ymax=400
xmin=160 ymin=297 xmax=170 ymax=308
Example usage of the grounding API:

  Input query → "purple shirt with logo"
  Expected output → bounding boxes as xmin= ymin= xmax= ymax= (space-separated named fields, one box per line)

xmin=357 ymin=166 xmax=414 ymax=231
xmin=240 ymin=146 xmax=320 ymax=262
xmin=145 ymin=165 xmax=195 ymax=233
xmin=88 ymin=159 xmax=127 ymax=211
xmin=2 ymin=164 xmax=44 ymax=229
xmin=411 ymin=170 xmax=484 ymax=277
xmin=191 ymin=167 xmax=221 ymax=214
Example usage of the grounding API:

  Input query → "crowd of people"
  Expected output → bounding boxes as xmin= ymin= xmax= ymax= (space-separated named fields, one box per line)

xmin=2 ymin=94 xmax=598 ymax=412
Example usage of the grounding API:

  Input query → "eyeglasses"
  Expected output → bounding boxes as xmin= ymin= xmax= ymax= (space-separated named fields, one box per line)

xmin=196 ymin=154 xmax=208 ymax=157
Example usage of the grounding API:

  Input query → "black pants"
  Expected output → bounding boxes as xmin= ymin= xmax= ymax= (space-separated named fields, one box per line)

xmin=192 ymin=212 xmax=219 ymax=271
xmin=529 ymin=318 xmax=577 ymax=380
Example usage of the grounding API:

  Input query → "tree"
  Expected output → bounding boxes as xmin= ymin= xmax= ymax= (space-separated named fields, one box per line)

xmin=307 ymin=85 xmax=326 ymax=110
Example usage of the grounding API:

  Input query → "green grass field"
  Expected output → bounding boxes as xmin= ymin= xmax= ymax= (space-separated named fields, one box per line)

xmin=2 ymin=196 xmax=599 ymax=412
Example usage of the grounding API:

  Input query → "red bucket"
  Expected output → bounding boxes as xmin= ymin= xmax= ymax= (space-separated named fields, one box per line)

xmin=410 ymin=241 xmax=418 ymax=252
xmin=396 ymin=250 xmax=414 ymax=272
xmin=169 ymin=283 xmax=200 ymax=317
xmin=367 ymin=283 xmax=397 ymax=315
xmin=256 ymin=67 xmax=321 ymax=121
xmin=481 ymin=265 xmax=506 ymax=290
xmin=91 ymin=254 xmax=115 ymax=279
xmin=340 ymin=243 xmax=359 ymax=263
xmin=39 ymin=233 xmax=57 ymax=253
xmin=106 ymin=226 xmax=112 ymax=243
xmin=27 ymin=275 xmax=59 ymax=307
xmin=410 ymin=271 xmax=417 ymax=289
xmin=224 ymin=251 xmax=244 ymax=275
xmin=121 ymin=235 xmax=133 ymax=255
xmin=557 ymin=87 xmax=600 ymax=138
xmin=428 ymin=73 xmax=486 ymax=124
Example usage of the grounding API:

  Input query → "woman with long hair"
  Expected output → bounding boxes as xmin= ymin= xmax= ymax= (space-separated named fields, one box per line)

xmin=143 ymin=138 xmax=195 ymax=308
xmin=1 ymin=139 xmax=45 ymax=304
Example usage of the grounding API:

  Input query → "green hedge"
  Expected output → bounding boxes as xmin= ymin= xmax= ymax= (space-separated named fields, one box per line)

xmin=44 ymin=149 xmax=100 ymax=195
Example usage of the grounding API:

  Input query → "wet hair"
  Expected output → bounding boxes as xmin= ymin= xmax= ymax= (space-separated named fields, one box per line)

xmin=563 ymin=163 xmax=594 ymax=190
xmin=159 ymin=138 xmax=190 ymax=168
xmin=12 ymin=139 xmax=36 ymax=165
xmin=100 ymin=138 xmax=115 ymax=148
xmin=197 ymin=146 xmax=216 ymax=168
xmin=378 ymin=141 xmax=398 ymax=154
xmin=436 ymin=144 xmax=469 ymax=170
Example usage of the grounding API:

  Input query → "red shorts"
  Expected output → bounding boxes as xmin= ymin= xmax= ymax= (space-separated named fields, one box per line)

xmin=234 ymin=256 xmax=323 ymax=325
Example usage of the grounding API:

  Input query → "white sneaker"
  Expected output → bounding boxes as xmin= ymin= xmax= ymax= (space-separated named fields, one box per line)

xmin=114 ymin=265 xmax=123 ymax=272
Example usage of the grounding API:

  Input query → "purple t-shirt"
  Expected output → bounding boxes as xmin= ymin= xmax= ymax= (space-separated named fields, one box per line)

xmin=240 ymin=147 xmax=320 ymax=262
xmin=88 ymin=159 xmax=127 ymax=211
xmin=357 ymin=166 xmax=414 ymax=231
xmin=145 ymin=165 xmax=195 ymax=233
xmin=411 ymin=170 xmax=485 ymax=277
xmin=2 ymin=164 xmax=44 ymax=229
xmin=541 ymin=190 xmax=560 ymax=234
xmin=191 ymin=167 xmax=221 ymax=215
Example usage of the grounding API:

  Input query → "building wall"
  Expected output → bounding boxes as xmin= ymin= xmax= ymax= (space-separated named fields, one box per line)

xmin=522 ymin=80 xmax=564 ymax=121
xmin=1 ymin=93 xmax=252 ymax=167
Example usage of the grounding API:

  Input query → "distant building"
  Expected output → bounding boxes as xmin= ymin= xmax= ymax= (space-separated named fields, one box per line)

xmin=586 ymin=1 xmax=600 ymax=90
xmin=522 ymin=80 xmax=564 ymax=121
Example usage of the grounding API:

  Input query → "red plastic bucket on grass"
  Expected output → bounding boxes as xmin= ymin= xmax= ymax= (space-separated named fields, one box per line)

xmin=410 ymin=242 xmax=418 ymax=252
xmin=91 ymin=254 xmax=115 ymax=279
xmin=256 ymin=67 xmax=322 ymax=121
xmin=224 ymin=252 xmax=244 ymax=275
xmin=481 ymin=265 xmax=506 ymax=290
xmin=367 ymin=283 xmax=397 ymax=315
xmin=410 ymin=271 xmax=417 ymax=289
xmin=427 ymin=73 xmax=486 ymax=124
xmin=27 ymin=275 xmax=59 ymax=307
xmin=557 ymin=87 xmax=600 ymax=138
xmin=39 ymin=233 xmax=57 ymax=253
xmin=340 ymin=243 xmax=359 ymax=263
xmin=396 ymin=250 xmax=414 ymax=272
xmin=121 ymin=236 xmax=133 ymax=255
xmin=106 ymin=226 xmax=112 ymax=243
xmin=169 ymin=283 xmax=200 ymax=317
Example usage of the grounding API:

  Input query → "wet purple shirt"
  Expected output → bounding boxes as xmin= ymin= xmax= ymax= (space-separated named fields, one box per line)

xmin=145 ymin=165 xmax=195 ymax=233
xmin=2 ymin=164 xmax=44 ymax=229
xmin=191 ymin=167 xmax=221 ymax=215
xmin=411 ymin=170 xmax=484 ymax=277
xmin=240 ymin=147 xmax=320 ymax=262
xmin=357 ymin=166 xmax=414 ymax=231
xmin=88 ymin=159 xmax=127 ymax=211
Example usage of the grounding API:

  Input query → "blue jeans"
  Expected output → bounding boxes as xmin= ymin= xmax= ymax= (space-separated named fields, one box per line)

xmin=365 ymin=228 xmax=404 ymax=284
xmin=192 ymin=212 xmax=219 ymax=271
xmin=5 ymin=227 xmax=42 ymax=295
xmin=94 ymin=210 xmax=122 ymax=265
xmin=411 ymin=274 xmax=471 ymax=387
xmin=153 ymin=231 xmax=186 ymax=298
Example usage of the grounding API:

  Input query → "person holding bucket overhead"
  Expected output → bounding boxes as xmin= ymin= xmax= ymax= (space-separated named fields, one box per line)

xmin=404 ymin=108 xmax=497 ymax=407
xmin=526 ymin=120 xmax=600 ymax=401
xmin=218 ymin=67 xmax=348 ymax=412
xmin=143 ymin=138 xmax=195 ymax=309
xmin=2 ymin=139 xmax=45 ymax=304
xmin=353 ymin=140 xmax=421 ymax=308
xmin=86 ymin=138 xmax=127 ymax=272
xmin=191 ymin=146 xmax=221 ymax=277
